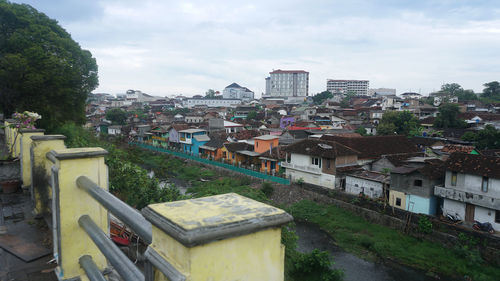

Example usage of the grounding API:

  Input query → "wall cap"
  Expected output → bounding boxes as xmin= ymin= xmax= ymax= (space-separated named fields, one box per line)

xmin=47 ymin=148 xmax=108 ymax=162
xmin=19 ymin=129 xmax=45 ymax=133
xmin=31 ymin=135 xmax=67 ymax=141
xmin=142 ymin=193 xmax=293 ymax=247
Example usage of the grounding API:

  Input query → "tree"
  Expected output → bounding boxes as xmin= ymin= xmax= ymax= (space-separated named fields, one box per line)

xmin=0 ymin=1 xmax=98 ymax=130
xmin=106 ymin=108 xmax=127 ymax=125
xmin=246 ymin=110 xmax=257 ymax=120
xmin=355 ymin=126 xmax=368 ymax=136
xmin=312 ymin=91 xmax=333 ymax=105
xmin=438 ymin=83 xmax=477 ymax=102
xmin=377 ymin=111 xmax=419 ymax=136
xmin=482 ymin=81 xmax=500 ymax=101
xmin=433 ymin=103 xmax=466 ymax=129
xmin=462 ymin=125 xmax=500 ymax=149
xmin=205 ymin=89 xmax=216 ymax=98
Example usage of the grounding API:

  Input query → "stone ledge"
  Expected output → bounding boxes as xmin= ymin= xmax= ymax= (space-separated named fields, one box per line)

xmin=142 ymin=193 xmax=293 ymax=247
xmin=31 ymin=135 xmax=66 ymax=141
xmin=46 ymin=148 xmax=108 ymax=162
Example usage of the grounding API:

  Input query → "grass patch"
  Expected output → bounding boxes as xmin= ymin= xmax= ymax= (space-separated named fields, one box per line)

xmin=288 ymin=200 xmax=500 ymax=281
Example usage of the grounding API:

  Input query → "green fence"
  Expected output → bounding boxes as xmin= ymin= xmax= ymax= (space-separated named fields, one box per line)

xmin=131 ymin=142 xmax=290 ymax=185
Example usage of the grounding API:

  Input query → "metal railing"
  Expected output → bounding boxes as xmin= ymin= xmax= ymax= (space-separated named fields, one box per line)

xmin=76 ymin=175 xmax=185 ymax=281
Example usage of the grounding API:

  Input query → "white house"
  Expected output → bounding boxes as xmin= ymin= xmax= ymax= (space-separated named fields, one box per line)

xmin=282 ymin=139 xmax=359 ymax=189
xmin=434 ymin=153 xmax=500 ymax=230
xmin=345 ymin=170 xmax=388 ymax=199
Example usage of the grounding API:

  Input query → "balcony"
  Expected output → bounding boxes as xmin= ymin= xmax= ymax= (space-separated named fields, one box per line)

xmin=280 ymin=161 xmax=322 ymax=174
xmin=434 ymin=185 xmax=500 ymax=210
xmin=179 ymin=137 xmax=192 ymax=144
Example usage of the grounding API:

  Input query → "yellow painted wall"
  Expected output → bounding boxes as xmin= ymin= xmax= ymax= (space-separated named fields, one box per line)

xmin=152 ymin=227 xmax=285 ymax=281
xmin=20 ymin=131 xmax=44 ymax=188
xmin=53 ymin=149 xmax=109 ymax=280
xmin=31 ymin=138 xmax=66 ymax=215
xmin=190 ymin=228 xmax=284 ymax=281
xmin=389 ymin=190 xmax=406 ymax=210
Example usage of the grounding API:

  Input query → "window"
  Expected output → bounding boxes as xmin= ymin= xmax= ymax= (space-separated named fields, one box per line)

xmin=496 ymin=210 xmax=500 ymax=223
xmin=327 ymin=159 xmax=331 ymax=169
xmin=451 ymin=172 xmax=457 ymax=186
xmin=482 ymin=176 xmax=489 ymax=192
xmin=286 ymin=153 xmax=291 ymax=163
xmin=396 ymin=198 xmax=402 ymax=206
xmin=311 ymin=157 xmax=321 ymax=168
xmin=414 ymin=179 xmax=422 ymax=187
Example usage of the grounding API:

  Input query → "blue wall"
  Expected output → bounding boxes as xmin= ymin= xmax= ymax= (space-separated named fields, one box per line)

xmin=405 ymin=194 xmax=438 ymax=215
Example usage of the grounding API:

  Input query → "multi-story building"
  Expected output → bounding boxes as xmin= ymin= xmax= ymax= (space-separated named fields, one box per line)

xmin=434 ymin=153 xmax=500 ymax=229
xmin=368 ymin=88 xmax=396 ymax=96
xmin=327 ymin=79 xmax=369 ymax=96
xmin=281 ymin=139 xmax=359 ymax=189
xmin=264 ymin=70 xmax=309 ymax=103
xmin=222 ymin=83 xmax=254 ymax=102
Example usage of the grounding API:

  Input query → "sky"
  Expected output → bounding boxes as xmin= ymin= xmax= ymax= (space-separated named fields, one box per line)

xmin=11 ymin=0 xmax=500 ymax=97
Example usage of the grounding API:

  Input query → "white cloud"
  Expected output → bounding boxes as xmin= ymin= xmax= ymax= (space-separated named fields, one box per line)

xmin=12 ymin=0 xmax=500 ymax=96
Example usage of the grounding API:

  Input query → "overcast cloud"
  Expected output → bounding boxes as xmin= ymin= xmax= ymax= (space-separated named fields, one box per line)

xmin=12 ymin=0 xmax=500 ymax=97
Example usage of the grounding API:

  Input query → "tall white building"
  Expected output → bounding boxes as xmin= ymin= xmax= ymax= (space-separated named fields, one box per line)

xmin=326 ymin=79 xmax=369 ymax=96
xmin=222 ymin=83 xmax=254 ymax=101
xmin=264 ymin=70 xmax=309 ymax=100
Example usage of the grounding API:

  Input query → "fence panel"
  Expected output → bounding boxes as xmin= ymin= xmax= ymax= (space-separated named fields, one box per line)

xmin=131 ymin=143 xmax=290 ymax=185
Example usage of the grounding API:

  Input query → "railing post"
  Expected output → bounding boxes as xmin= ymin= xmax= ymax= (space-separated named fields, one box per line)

xmin=19 ymin=129 xmax=45 ymax=191
xmin=30 ymin=135 xmax=66 ymax=216
xmin=47 ymin=148 xmax=109 ymax=280
xmin=142 ymin=193 xmax=293 ymax=281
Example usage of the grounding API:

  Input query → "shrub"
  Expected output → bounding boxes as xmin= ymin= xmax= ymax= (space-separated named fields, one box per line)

xmin=261 ymin=182 xmax=274 ymax=197
xmin=417 ymin=216 xmax=433 ymax=234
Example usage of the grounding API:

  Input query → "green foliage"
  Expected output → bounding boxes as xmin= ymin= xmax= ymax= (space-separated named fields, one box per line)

xmin=0 ymin=1 xmax=98 ymax=130
xmin=281 ymin=224 xmax=343 ymax=281
xmin=354 ymin=126 xmax=367 ymax=136
xmin=439 ymin=83 xmax=478 ymax=102
xmin=454 ymin=233 xmax=483 ymax=267
xmin=377 ymin=111 xmax=420 ymax=136
xmin=205 ymin=89 xmax=216 ymax=98
xmin=261 ymin=182 xmax=274 ymax=197
xmin=246 ymin=110 xmax=257 ymax=120
xmin=290 ymin=249 xmax=343 ymax=281
xmin=312 ymin=91 xmax=333 ymax=105
xmin=461 ymin=125 xmax=500 ymax=149
xmin=106 ymin=108 xmax=128 ymax=125
xmin=417 ymin=216 xmax=433 ymax=234
xmin=188 ymin=177 xmax=269 ymax=202
xmin=296 ymin=178 xmax=305 ymax=186
xmin=433 ymin=103 xmax=466 ymax=129
xmin=288 ymin=200 xmax=500 ymax=281
xmin=52 ymin=122 xmax=100 ymax=148
xmin=481 ymin=81 xmax=500 ymax=101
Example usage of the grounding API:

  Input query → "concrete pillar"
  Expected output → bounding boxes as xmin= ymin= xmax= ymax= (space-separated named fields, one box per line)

xmin=47 ymin=148 xmax=109 ymax=280
xmin=142 ymin=193 xmax=293 ymax=281
xmin=19 ymin=129 xmax=45 ymax=190
xmin=30 ymin=135 xmax=66 ymax=216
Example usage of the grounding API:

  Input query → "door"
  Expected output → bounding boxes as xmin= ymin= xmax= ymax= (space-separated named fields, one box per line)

xmin=465 ymin=203 xmax=475 ymax=222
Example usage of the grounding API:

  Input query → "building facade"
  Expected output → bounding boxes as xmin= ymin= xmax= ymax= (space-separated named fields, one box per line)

xmin=264 ymin=70 xmax=309 ymax=101
xmin=327 ymin=79 xmax=369 ymax=96
xmin=223 ymin=83 xmax=255 ymax=101
xmin=183 ymin=98 xmax=241 ymax=108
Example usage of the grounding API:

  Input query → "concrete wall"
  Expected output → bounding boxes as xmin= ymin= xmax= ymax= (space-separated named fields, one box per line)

xmin=405 ymin=194 xmax=437 ymax=215
xmin=442 ymin=199 xmax=465 ymax=220
xmin=475 ymin=205 xmax=500 ymax=230
xmin=345 ymin=176 xmax=383 ymax=199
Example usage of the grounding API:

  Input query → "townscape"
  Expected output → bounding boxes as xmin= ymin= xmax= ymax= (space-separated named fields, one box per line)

xmin=89 ymin=76 xmax=500 ymax=233
xmin=2 ymin=1 xmax=500 ymax=281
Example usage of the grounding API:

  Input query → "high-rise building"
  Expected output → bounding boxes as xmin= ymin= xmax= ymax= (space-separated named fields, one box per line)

xmin=264 ymin=70 xmax=309 ymax=98
xmin=326 ymin=79 xmax=369 ymax=96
